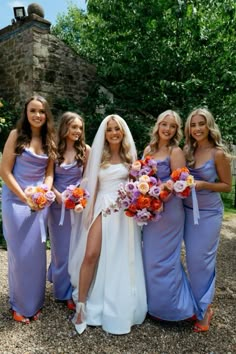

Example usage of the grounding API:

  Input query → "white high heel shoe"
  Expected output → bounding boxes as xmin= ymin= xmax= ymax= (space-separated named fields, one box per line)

xmin=72 ymin=302 xmax=87 ymax=335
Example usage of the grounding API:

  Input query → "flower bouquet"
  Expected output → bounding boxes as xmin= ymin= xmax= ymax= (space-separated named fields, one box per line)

xmin=25 ymin=184 xmax=56 ymax=209
xmin=170 ymin=167 xmax=200 ymax=224
xmin=24 ymin=184 xmax=56 ymax=242
xmin=59 ymin=184 xmax=90 ymax=226
xmin=170 ymin=167 xmax=195 ymax=198
xmin=103 ymin=156 xmax=172 ymax=226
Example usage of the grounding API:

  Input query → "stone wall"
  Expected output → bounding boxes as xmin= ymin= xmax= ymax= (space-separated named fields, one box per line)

xmin=0 ymin=14 xmax=97 ymax=114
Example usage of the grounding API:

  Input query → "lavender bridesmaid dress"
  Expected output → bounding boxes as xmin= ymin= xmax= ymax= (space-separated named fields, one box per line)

xmin=47 ymin=161 xmax=83 ymax=300
xmin=142 ymin=157 xmax=195 ymax=320
xmin=183 ymin=159 xmax=223 ymax=320
xmin=1 ymin=149 xmax=49 ymax=317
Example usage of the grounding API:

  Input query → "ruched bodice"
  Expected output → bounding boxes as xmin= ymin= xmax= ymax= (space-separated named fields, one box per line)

xmin=155 ymin=157 xmax=171 ymax=181
xmin=97 ymin=163 xmax=128 ymax=197
xmin=184 ymin=159 xmax=222 ymax=210
xmin=53 ymin=161 xmax=83 ymax=192
xmin=11 ymin=148 xmax=48 ymax=190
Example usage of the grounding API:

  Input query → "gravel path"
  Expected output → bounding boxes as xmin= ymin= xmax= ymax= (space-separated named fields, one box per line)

xmin=0 ymin=215 xmax=235 ymax=354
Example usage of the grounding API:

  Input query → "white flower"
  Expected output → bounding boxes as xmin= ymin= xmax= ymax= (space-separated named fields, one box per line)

xmin=173 ymin=180 xmax=187 ymax=193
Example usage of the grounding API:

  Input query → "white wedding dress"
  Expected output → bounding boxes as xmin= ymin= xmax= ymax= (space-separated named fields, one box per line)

xmin=69 ymin=163 xmax=147 ymax=334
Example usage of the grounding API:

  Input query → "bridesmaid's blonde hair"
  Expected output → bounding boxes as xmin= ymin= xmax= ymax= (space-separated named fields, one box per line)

xmin=184 ymin=108 xmax=230 ymax=166
xmin=144 ymin=110 xmax=182 ymax=157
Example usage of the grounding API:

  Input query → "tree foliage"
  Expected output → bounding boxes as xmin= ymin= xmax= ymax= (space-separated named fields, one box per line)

xmin=52 ymin=0 xmax=236 ymax=146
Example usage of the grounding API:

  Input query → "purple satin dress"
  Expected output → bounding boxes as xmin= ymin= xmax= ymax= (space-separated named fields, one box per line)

xmin=47 ymin=161 xmax=83 ymax=300
xmin=183 ymin=159 xmax=223 ymax=320
xmin=142 ymin=157 xmax=195 ymax=320
xmin=1 ymin=149 xmax=49 ymax=317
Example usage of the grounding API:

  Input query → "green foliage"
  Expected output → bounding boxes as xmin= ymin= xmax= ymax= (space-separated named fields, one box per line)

xmin=53 ymin=0 xmax=236 ymax=146
xmin=0 ymin=99 xmax=19 ymax=151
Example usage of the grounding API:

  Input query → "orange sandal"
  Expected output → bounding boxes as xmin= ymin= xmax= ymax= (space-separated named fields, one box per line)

xmin=12 ymin=310 xmax=30 ymax=324
xmin=67 ymin=300 xmax=76 ymax=311
xmin=193 ymin=306 xmax=214 ymax=333
xmin=32 ymin=310 xmax=42 ymax=321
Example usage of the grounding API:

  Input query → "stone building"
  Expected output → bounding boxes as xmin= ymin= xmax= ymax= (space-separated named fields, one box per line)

xmin=0 ymin=3 xmax=97 ymax=112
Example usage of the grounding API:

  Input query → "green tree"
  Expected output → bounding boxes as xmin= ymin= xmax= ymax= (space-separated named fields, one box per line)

xmin=52 ymin=0 xmax=236 ymax=145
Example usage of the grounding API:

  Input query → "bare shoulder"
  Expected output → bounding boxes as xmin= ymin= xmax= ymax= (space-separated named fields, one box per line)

xmin=171 ymin=146 xmax=184 ymax=156
xmin=143 ymin=145 xmax=151 ymax=155
xmin=85 ymin=144 xmax=91 ymax=153
xmin=8 ymin=129 xmax=18 ymax=140
xmin=215 ymin=148 xmax=227 ymax=161
xmin=4 ymin=129 xmax=18 ymax=147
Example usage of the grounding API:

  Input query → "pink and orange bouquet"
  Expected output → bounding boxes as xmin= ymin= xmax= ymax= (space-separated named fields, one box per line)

xmin=25 ymin=184 xmax=56 ymax=210
xmin=61 ymin=184 xmax=90 ymax=213
xmin=103 ymin=157 xmax=172 ymax=226
xmin=129 ymin=155 xmax=158 ymax=180
xmin=170 ymin=167 xmax=195 ymax=198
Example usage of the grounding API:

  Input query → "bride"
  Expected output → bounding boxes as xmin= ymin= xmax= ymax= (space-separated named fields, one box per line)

xmin=68 ymin=114 xmax=147 ymax=335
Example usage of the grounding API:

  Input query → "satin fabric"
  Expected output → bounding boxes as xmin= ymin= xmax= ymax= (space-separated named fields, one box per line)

xmin=184 ymin=159 xmax=223 ymax=320
xmin=70 ymin=164 xmax=147 ymax=334
xmin=142 ymin=157 xmax=195 ymax=320
xmin=47 ymin=161 xmax=83 ymax=300
xmin=2 ymin=149 xmax=49 ymax=317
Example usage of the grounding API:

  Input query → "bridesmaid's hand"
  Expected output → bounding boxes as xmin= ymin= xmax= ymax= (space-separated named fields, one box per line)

xmin=194 ymin=180 xmax=206 ymax=191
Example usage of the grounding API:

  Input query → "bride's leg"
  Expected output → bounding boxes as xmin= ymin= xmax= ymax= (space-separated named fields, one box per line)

xmin=76 ymin=214 xmax=102 ymax=324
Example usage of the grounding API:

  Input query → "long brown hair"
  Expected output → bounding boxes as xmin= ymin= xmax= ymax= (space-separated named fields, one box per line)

xmin=15 ymin=95 xmax=57 ymax=159
xmin=57 ymin=111 xmax=87 ymax=166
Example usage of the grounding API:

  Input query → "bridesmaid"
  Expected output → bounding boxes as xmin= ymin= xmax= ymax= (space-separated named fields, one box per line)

xmin=142 ymin=110 xmax=195 ymax=321
xmin=48 ymin=112 xmax=90 ymax=310
xmin=183 ymin=108 xmax=232 ymax=332
xmin=0 ymin=95 xmax=57 ymax=323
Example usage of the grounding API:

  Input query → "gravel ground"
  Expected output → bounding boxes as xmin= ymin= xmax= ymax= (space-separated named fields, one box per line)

xmin=0 ymin=215 xmax=235 ymax=354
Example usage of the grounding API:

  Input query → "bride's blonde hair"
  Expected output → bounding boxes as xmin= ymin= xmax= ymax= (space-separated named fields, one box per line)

xmin=101 ymin=114 xmax=134 ymax=168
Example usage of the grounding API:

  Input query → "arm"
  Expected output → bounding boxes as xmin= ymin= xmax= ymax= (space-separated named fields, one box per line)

xmin=195 ymin=150 xmax=232 ymax=192
xmin=1 ymin=130 xmax=28 ymax=203
xmin=170 ymin=147 xmax=186 ymax=171
xmin=44 ymin=158 xmax=54 ymax=190
xmin=83 ymin=144 xmax=91 ymax=172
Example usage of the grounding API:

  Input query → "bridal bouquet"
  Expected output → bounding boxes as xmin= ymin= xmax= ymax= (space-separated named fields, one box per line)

xmin=103 ymin=156 xmax=172 ymax=226
xmin=170 ymin=167 xmax=195 ymax=198
xmin=25 ymin=184 xmax=56 ymax=210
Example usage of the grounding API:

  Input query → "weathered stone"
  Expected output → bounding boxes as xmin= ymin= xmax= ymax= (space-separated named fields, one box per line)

xmin=0 ymin=13 xmax=97 ymax=118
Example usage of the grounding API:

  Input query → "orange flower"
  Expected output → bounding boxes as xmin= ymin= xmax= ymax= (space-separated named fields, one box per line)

xmin=80 ymin=198 xmax=87 ymax=208
xmin=136 ymin=195 xmax=151 ymax=209
xmin=125 ymin=210 xmax=136 ymax=217
xmin=180 ymin=186 xmax=191 ymax=197
xmin=159 ymin=190 xmax=170 ymax=201
xmin=171 ymin=169 xmax=181 ymax=182
xmin=72 ymin=187 xmax=84 ymax=198
xmin=128 ymin=203 xmax=137 ymax=213
xmin=150 ymin=198 xmax=163 ymax=211
xmin=181 ymin=167 xmax=190 ymax=173
xmin=36 ymin=194 xmax=47 ymax=208
xmin=35 ymin=186 xmax=45 ymax=193
xmin=65 ymin=199 xmax=76 ymax=209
